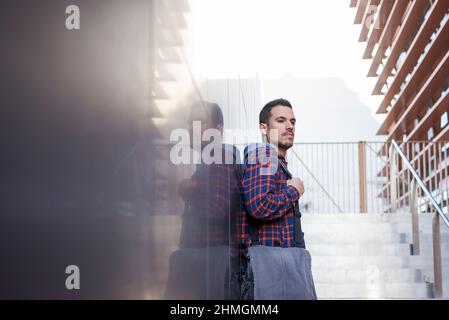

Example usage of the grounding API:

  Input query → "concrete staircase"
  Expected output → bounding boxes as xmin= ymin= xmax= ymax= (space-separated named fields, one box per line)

xmin=302 ymin=213 xmax=449 ymax=299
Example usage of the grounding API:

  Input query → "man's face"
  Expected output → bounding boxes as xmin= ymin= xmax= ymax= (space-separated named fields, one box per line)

xmin=188 ymin=106 xmax=222 ymax=149
xmin=260 ymin=105 xmax=296 ymax=150
xmin=189 ymin=106 xmax=214 ymax=133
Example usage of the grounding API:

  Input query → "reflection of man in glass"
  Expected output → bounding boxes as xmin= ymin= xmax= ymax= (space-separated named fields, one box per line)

xmin=164 ymin=101 xmax=242 ymax=299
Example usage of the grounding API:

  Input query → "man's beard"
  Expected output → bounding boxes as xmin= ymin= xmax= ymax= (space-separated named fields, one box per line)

xmin=267 ymin=133 xmax=294 ymax=150
xmin=278 ymin=140 xmax=293 ymax=150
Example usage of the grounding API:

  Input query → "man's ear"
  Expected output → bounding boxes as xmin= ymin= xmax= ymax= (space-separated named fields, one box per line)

xmin=216 ymin=123 xmax=224 ymax=134
xmin=259 ymin=123 xmax=268 ymax=137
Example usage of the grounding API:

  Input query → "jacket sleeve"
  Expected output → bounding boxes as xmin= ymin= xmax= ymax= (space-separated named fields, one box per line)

xmin=242 ymin=146 xmax=300 ymax=220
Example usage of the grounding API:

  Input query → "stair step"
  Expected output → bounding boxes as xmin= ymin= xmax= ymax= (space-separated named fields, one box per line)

xmin=311 ymin=267 xmax=423 ymax=284
xmin=303 ymin=224 xmax=449 ymax=234
xmin=302 ymin=213 xmax=449 ymax=298
xmin=307 ymin=243 xmax=449 ymax=256
xmin=308 ymin=243 xmax=409 ymax=256
xmin=310 ymin=255 xmax=448 ymax=268
xmin=302 ymin=213 xmax=414 ymax=223
xmin=304 ymin=233 xmax=449 ymax=245
xmin=315 ymin=283 xmax=432 ymax=299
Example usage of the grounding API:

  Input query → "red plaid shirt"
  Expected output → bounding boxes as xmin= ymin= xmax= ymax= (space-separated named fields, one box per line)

xmin=178 ymin=145 xmax=242 ymax=248
xmin=240 ymin=144 xmax=300 ymax=248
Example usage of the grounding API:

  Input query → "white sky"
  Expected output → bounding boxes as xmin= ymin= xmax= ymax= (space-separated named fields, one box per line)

xmin=186 ymin=0 xmax=384 ymax=118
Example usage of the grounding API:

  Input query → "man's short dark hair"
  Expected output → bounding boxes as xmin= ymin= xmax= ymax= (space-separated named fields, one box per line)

xmin=191 ymin=100 xmax=224 ymax=127
xmin=259 ymin=98 xmax=292 ymax=124
xmin=209 ymin=102 xmax=223 ymax=127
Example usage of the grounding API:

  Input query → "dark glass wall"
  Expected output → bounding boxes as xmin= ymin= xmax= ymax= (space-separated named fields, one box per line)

xmin=0 ymin=0 xmax=157 ymax=299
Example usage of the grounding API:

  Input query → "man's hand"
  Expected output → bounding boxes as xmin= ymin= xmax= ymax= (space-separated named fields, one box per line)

xmin=287 ymin=177 xmax=304 ymax=197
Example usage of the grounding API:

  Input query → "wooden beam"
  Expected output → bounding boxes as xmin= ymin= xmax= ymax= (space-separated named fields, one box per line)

xmin=359 ymin=0 xmax=381 ymax=42
xmin=367 ymin=0 xmax=410 ymax=77
xmin=358 ymin=141 xmax=368 ymax=213
xmin=363 ymin=0 xmax=395 ymax=59
xmin=389 ymin=144 xmax=398 ymax=213
xmin=380 ymin=50 xmax=449 ymax=138
xmin=377 ymin=8 xmax=449 ymax=115
xmin=410 ymin=180 xmax=420 ymax=255
xmin=371 ymin=0 xmax=429 ymax=96
xmin=377 ymin=10 xmax=449 ymax=117
xmin=406 ymin=91 xmax=449 ymax=141
xmin=373 ymin=0 xmax=447 ymax=98
xmin=433 ymin=213 xmax=443 ymax=298
xmin=354 ymin=0 xmax=369 ymax=24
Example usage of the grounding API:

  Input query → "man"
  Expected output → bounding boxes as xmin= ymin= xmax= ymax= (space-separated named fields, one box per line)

xmin=164 ymin=101 xmax=242 ymax=299
xmin=240 ymin=98 xmax=317 ymax=300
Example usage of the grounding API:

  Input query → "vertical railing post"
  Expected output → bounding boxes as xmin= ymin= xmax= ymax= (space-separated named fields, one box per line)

xmin=410 ymin=180 xmax=420 ymax=255
xmin=389 ymin=144 xmax=398 ymax=213
xmin=358 ymin=141 xmax=367 ymax=213
xmin=432 ymin=212 xmax=443 ymax=298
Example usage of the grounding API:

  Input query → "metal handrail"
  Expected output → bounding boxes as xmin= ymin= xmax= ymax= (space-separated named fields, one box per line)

xmin=365 ymin=142 xmax=410 ymax=185
xmin=392 ymin=139 xmax=449 ymax=228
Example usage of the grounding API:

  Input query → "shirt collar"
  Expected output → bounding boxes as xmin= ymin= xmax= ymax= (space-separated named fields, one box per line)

xmin=278 ymin=154 xmax=288 ymax=166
